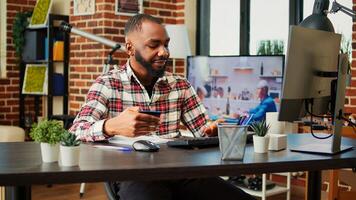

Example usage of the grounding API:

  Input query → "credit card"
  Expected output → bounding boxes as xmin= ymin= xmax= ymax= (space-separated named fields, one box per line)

xmin=139 ymin=110 xmax=161 ymax=117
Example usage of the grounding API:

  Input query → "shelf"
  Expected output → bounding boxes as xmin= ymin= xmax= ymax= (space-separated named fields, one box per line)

xmin=210 ymin=75 xmax=228 ymax=78
xmin=19 ymin=14 xmax=69 ymax=129
xmin=233 ymin=67 xmax=254 ymax=70
xmin=237 ymin=185 xmax=290 ymax=197
xmin=23 ymin=60 xmax=65 ymax=64
xmin=259 ymin=75 xmax=282 ymax=78
xmin=26 ymin=26 xmax=48 ymax=30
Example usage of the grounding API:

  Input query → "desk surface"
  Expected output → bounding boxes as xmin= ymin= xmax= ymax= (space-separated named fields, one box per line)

xmin=0 ymin=134 xmax=355 ymax=186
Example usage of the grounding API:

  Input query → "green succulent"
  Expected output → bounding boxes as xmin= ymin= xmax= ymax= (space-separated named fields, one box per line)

xmin=250 ymin=120 xmax=270 ymax=137
xmin=60 ymin=131 xmax=81 ymax=147
xmin=29 ymin=120 xmax=65 ymax=144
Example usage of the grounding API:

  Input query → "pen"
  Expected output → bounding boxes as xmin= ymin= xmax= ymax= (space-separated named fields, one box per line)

xmin=242 ymin=114 xmax=254 ymax=125
xmin=94 ymin=145 xmax=133 ymax=152
xmin=239 ymin=116 xmax=246 ymax=125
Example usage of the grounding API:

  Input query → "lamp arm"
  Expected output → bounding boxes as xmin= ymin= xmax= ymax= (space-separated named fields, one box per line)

xmin=59 ymin=21 xmax=125 ymax=50
xmin=329 ymin=1 xmax=356 ymax=19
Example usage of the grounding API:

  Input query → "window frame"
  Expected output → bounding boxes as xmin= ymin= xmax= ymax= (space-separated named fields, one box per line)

xmin=196 ymin=0 xmax=304 ymax=56
xmin=0 ymin=0 xmax=6 ymax=78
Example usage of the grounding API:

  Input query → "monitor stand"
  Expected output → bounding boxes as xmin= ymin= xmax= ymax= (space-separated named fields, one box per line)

xmin=291 ymin=54 xmax=353 ymax=155
xmin=290 ymin=143 xmax=353 ymax=155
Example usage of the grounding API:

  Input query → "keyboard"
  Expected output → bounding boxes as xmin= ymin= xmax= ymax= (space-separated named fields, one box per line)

xmin=166 ymin=137 xmax=219 ymax=148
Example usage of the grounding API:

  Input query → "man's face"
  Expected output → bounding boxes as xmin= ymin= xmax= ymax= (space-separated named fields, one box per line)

xmin=257 ymin=87 xmax=268 ymax=100
xmin=126 ymin=21 xmax=170 ymax=78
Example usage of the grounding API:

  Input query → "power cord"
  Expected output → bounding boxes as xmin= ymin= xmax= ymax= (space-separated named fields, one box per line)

xmin=305 ymin=100 xmax=333 ymax=139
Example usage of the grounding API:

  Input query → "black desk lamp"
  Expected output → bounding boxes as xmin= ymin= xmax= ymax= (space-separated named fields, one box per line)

xmin=299 ymin=0 xmax=334 ymax=32
xmin=300 ymin=0 xmax=356 ymax=32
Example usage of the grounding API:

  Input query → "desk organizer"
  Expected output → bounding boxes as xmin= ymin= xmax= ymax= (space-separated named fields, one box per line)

xmin=218 ymin=123 xmax=247 ymax=160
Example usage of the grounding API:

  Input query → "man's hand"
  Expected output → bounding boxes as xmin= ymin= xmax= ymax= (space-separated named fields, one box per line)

xmin=104 ymin=107 xmax=160 ymax=137
xmin=203 ymin=119 xmax=225 ymax=137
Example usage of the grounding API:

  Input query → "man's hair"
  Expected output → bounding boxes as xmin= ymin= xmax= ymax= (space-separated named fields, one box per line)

xmin=124 ymin=14 xmax=162 ymax=36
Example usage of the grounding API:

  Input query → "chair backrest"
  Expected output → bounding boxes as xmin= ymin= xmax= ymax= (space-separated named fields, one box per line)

xmin=0 ymin=125 xmax=25 ymax=142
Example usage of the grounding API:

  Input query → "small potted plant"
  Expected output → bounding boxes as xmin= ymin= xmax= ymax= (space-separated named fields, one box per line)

xmin=251 ymin=120 xmax=270 ymax=153
xmin=60 ymin=131 xmax=81 ymax=167
xmin=29 ymin=120 xmax=65 ymax=162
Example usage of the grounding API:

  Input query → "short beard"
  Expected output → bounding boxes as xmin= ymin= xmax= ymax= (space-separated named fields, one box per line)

xmin=135 ymin=51 xmax=166 ymax=78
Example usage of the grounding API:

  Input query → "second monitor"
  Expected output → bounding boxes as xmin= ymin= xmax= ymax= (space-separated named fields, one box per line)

xmin=187 ymin=55 xmax=284 ymax=122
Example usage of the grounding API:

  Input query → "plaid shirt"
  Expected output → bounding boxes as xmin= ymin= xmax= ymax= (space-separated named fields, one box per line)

xmin=69 ymin=61 xmax=209 ymax=142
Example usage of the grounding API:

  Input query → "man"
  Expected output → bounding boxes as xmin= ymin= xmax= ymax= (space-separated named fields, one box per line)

xmin=249 ymin=80 xmax=277 ymax=121
xmin=70 ymin=14 xmax=254 ymax=200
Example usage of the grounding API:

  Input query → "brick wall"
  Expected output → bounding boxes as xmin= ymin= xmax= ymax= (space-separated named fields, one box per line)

xmin=68 ymin=0 xmax=186 ymax=115
xmin=344 ymin=1 xmax=356 ymax=114
xmin=0 ymin=0 xmax=36 ymax=125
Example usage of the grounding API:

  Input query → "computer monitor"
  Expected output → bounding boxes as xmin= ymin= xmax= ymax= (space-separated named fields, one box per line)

xmin=187 ymin=55 xmax=284 ymax=123
xmin=279 ymin=25 xmax=341 ymax=122
xmin=278 ymin=25 xmax=353 ymax=154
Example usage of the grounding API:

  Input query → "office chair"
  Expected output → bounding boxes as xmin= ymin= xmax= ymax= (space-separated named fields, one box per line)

xmin=104 ymin=182 xmax=121 ymax=200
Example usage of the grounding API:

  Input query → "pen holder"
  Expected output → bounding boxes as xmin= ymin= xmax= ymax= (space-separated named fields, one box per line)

xmin=218 ymin=124 xmax=248 ymax=160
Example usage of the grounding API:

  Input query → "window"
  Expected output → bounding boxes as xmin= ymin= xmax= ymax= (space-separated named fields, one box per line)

xmin=0 ymin=0 xmax=6 ymax=78
xmin=249 ymin=0 xmax=289 ymax=55
xmin=303 ymin=0 xmax=352 ymax=56
xmin=209 ymin=0 xmax=240 ymax=55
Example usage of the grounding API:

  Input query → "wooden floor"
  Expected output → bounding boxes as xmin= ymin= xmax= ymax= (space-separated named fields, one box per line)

xmin=32 ymin=182 xmax=311 ymax=200
xmin=32 ymin=183 xmax=107 ymax=200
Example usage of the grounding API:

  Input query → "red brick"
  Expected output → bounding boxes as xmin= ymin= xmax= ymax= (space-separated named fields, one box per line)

xmin=75 ymin=81 xmax=86 ymax=87
xmin=70 ymin=102 xmax=80 ymax=110
xmin=164 ymin=18 xmax=176 ymax=24
xmin=70 ymin=74 xmax=80 ymax=79
xmin=6 ymin=114 xmax=18 ymax=120
xmin=103 ymin=28 xmax=119 ymax=34
xmin=76 ymin=96 xmax=85 ymax=101
xmin=6 ymin=86 xmax=18 ymax=92
xmin=159 ymin=11 xmax=172 ymax=17
xmin=151 ymin=2 xmax=166 ymax=9
xmin=350 ymin=98 xmax=356 ymax=105
xmin=81 ymin=74 xmax=92 ymax=79
xmin=346 ymin=89 xmax=356 ymax=96
xmin=145 ymin=9 xmax=158 ymax=15
xmin=0 ymin=107 xmax=11 ymax=112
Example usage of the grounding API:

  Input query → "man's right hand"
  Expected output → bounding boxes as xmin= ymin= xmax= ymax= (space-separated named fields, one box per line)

xmin=103 ymin=107 xmax=160 ymax=137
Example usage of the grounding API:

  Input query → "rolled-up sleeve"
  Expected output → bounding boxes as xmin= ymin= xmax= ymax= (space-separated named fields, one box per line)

xmin=69 ymin=77 xmax=112 ymax=142
xmin=181 ymin=83 xmax=209 ymax=137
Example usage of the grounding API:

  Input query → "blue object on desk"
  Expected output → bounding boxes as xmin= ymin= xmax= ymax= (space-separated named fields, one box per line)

xmin=94 ymin=145 xmax=133 ymax=152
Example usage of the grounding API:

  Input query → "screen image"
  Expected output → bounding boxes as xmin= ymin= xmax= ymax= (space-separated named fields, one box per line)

xmin=187 ymin=55 xmax=284 ymax=122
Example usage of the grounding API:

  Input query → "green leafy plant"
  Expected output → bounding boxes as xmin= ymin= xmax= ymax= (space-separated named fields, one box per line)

xmin=29 ymin=120 xmax=65 ymax=144
xmin=60 ymin=131 xmax=80 ymax=147
xmin=257 ymin=40 xmax=284 ymax=55
xmin=12 ymin=11 xmax=32 ymax=58
xmin=250 ymin=120 xmax=270 ymax=137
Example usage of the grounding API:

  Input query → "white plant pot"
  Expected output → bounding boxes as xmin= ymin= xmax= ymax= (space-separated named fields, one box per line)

xmin=253 ymin=135 xmax=270 ymax=153
xmin=60 ymin=145 xmax=80 ymax=167
xmin=40 ymin=143 xmax=59 ymax=163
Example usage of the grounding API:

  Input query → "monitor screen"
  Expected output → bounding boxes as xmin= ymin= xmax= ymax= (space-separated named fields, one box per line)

xmin=187 ymin=55 xmax=285 ymax=122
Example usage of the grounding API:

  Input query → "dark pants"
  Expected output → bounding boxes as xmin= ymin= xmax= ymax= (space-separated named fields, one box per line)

xmin=118 ymin=177 xmax=256 ymax=200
